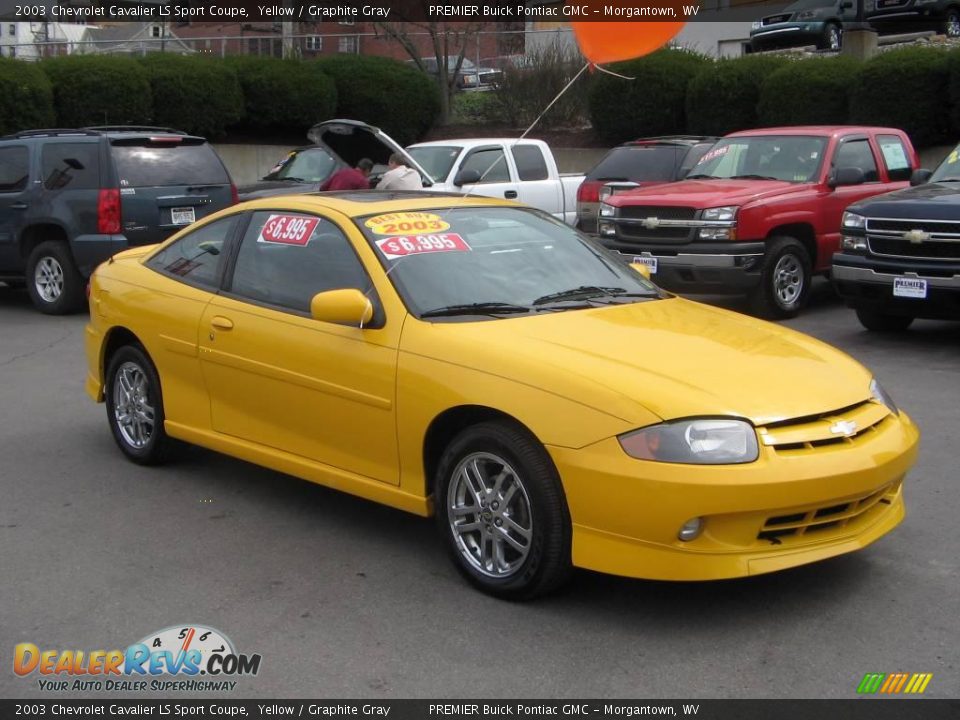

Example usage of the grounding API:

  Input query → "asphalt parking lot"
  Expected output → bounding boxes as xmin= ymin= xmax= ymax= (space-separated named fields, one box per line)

xmin=1 ymin=278 xmax=957 ymax=699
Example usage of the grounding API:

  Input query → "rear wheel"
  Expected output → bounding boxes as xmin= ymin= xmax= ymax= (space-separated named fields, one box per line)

xmin=751 ymin=237 xmax=812 ymax=319
xmin=945 ymin=9 xmax=960 ymax=37
xmin=819 ymin=22 xmax=842 ymax=51
xmin=856 ymin=308 xmax=914 ymax=332
xmin=105 ymin=345 xmax=173 ymax=465
xmin=25 ymin=241 xmax=85 ymax=315
xmin=435 ymin=421 xmax=572 ymax=600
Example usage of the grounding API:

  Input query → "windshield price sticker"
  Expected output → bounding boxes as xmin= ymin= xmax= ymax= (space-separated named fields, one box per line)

xmin=697 ymin=145 xmax=729 ymax=165
xmin=365 ymin=211 xmax=451 ymax=236
xmin=376 ymin=233 xmax=471 ymax=259
xmin=893 ymin=277 xmax=927 ymax=299
xmin=258 ymin=214 xmax=320 ymax=246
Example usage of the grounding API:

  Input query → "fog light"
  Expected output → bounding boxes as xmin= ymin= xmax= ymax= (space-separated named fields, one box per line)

xmin=678 ymin=517 xmax=703 ymax=541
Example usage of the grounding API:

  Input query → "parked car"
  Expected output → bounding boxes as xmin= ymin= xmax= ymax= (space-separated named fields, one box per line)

xmin=411 ymin=56 xmax=502 ymax=91
xmin=750 ymin=0 xmax=853 ymax=51
xmin=833 ymin=141 xmax=960 ymax=330
xmin=239 ymin=145 xmax=338 ymax=199
xmin=408 ymin=138 xmax=584 ymax=225
xmin=867 ymin=0 xmax=960 ymax=38
xmin=577 ymin=136 xmax=719 ymax=234
xmin=0 ymin=126 xmax=236 ymax=314
xmin=596 ymin=126 xmax=919 ymax=317
xmin=84 ymin=192 xmax=918 ymax=598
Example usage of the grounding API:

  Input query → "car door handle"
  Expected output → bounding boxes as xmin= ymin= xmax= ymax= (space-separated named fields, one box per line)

xmin=210 ymin=316 xmax=234 ymax=331
xmin=504 ymin=190 xmax=518 ymax=199
xmin=10 ymin=202 xmax=28 ymax=210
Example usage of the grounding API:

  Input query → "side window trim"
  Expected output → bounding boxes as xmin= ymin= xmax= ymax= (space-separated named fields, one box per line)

xmin=510 ymin=144 xmax=549 ymax=182
xmin=876 ymin=133 xmax=913 ymax=182
xmin=832 ymin=135 xmax=880 ymax=183
xmin=0 ymin=144 xmax=31 ymax=194
xmin=459 ymin=144 xmax=513 ymax=184
xmin=145 ymin=215 xmax=242 ymax=292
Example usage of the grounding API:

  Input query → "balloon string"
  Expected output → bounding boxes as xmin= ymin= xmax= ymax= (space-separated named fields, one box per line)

xmin=593 ymin=64 xmax=635 ymax=81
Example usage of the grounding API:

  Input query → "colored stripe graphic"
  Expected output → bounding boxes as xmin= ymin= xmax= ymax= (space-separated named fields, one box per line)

xmin=857 ymin=672 xmax=932 ymax=694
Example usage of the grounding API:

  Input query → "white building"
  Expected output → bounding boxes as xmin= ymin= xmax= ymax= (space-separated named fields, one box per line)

xmin=0 ymin=21 xmax=94 ymax=60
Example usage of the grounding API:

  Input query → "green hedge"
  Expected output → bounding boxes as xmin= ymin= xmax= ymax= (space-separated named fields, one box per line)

xmin=587 ymin=49 xmax=710 ymax=143
xmin=41 ymin=55 xmax=151 ymax=128
xmin=851 ymin=47 xmax=950 ymax=148
xmin=0 ymin=58 xmax=55 ymax=135
xmin=226 ymin=56 xmax=336 ymax=134
xmin=686 ymin=55 xmax=790 ymax=136
xmin=138 ymin=54 xmax=243 ymax=138
xmin=758 ymin=56 xmax=860 ymax=127
xmin=314 ymin=55 xmax=440 ymax=146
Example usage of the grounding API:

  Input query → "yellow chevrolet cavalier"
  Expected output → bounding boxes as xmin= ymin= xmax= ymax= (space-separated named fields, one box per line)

xmin=85 ymin=193 xmax=919 ymax=598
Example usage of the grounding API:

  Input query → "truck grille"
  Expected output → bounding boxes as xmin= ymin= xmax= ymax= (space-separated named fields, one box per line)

xmin=761 ymin=13 xmax=791 ymax=24
xmin=866 ymin=217 xmax=960 ymax=261
xmin=869 ymin=237 xmax=960 ymax=260
xmin=619 ymin=206 xmax=696 ymax=221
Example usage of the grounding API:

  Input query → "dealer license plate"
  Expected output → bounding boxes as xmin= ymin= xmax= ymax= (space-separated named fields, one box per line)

xmin=171 ymin=207 xmax=196 ymax=226
xmin=632 ymin=256 xmax=658 ymax=274
xmin=893 ymin=277 xmax=927 ymax=299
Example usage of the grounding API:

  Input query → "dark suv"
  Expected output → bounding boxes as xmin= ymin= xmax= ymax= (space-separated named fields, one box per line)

xmin=0 ymin=126 xmax=236 ymax=314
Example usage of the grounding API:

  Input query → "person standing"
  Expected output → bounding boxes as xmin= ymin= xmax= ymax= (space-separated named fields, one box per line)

xmin=377 ymin=153 xmax=423 ymax=191
xmin=320 ymin=158 xmax=373 ymax=191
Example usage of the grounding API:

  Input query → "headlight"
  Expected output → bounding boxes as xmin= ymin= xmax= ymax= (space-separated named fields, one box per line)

xmin=699 ymin=227 xmax=734 ymax=240
xmin=751 ymin=20 xmax=762 ymax=30
xmin=599 ymin=202 xmax=617 ymax=217
xmin=870 ymin=378 xmax=899 ymax=416
xmin=702 ymin=206 xmax=738 ymax=222
xmin=619 ymin=418 xmax=759 ymax=465
xmin=841 ymin=235 xmax=867 ymax=251
xmin=842 ymin=211 xmax=866 ymax=229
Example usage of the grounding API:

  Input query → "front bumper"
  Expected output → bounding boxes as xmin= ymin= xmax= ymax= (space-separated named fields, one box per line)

xmin=750 ymin=24 xmax=826 ymax=49
xmin=549 ymin=410 xmax=919 ymax=581
xmin=832 ymin=254 xmax=960 ymax=320
xmin=613 ymin=242 xmax=766 ymax=294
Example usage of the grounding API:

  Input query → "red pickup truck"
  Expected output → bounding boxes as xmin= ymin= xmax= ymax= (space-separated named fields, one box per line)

xmin=597 ymin=126 xmax=919 ymax=317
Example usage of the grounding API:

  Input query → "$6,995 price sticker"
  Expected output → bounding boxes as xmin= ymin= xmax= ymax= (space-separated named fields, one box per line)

xmin=257 ymin=214 xmax=320 ymax=246
xmin=376 ymin=233 xmax=471 ymax=259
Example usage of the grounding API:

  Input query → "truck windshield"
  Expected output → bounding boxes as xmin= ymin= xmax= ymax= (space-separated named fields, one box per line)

xmin=930 ymin=144 xmax=960 ymax=182
xmin=689 ymin=135 xmax=827 ymax=183
xmin=408 ymin=146 xmax=461 ymax=183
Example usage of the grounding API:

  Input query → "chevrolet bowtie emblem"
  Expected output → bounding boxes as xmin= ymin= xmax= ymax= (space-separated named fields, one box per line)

xmin=642 ymin=217 xmax=660 ymax=229
xmin=830 ymin=420 xmax=858 ymax=437
xmin=904 ymin=229 xmax=930 ymax=244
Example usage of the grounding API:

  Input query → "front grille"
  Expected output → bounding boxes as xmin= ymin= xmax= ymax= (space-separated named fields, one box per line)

xmin=761 ymin=13 xmax=791 ymax=24
xmin=868 ymin=218 xmax=960 ymax=235
xmin=869 ymin=237 xmax=960 ymax=261
xmin=757 ymin=484 xmax=896 ymax=542
xmin=619 ymin=206 xmax=696 ymax=221
xmin=758 ymin=400 xmax=890 ymax=451
xmin=617 ymin=226 xmax=692 ymax=243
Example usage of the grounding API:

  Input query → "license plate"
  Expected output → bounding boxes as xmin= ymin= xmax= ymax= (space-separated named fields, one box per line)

xmin=893 ymin=277 xmax=927 ymax=299
xmin=171 ymin=207 xmax=195 ymax=225
xmin=632 ymin=255 xmax=658 ymax=274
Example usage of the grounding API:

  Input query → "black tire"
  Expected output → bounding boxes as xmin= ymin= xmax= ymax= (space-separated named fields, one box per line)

xmin=25 ymin=241 xmax=86 ymax=315
xmin=856 ymin=308 xmax=914 ymax=332
xmin=434 ymin=420 xmax=572 ymax=600
xmin=750 ymin=237 xmax=812 ymax=319
xmin=818 ymin=22 xmax=842 ymax=51
xmin=105 ymin=345 xmax=173 ymax=465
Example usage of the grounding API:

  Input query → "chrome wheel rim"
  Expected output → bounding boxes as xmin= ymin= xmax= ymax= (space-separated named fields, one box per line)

xmin=773 ymin=254 xmax=803 ymax=306
xmin=829 ymin=27 xmax=841 ymax=50
xmin=34 ymin=256 xmax=64 ymax=303
xmin=949 ymin=14 xmax=960 ymax=37
xmin=112 ymin=362 xmax=154 ymax=449
xmin=447 ymin=452 xmax=533 ymax=578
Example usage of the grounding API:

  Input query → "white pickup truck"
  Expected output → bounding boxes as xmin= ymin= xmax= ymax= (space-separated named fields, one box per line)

xmin=242 ymin=120 xmax=583 ymax=225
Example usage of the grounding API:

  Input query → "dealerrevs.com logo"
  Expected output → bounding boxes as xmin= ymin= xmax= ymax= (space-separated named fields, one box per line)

xmin=14 ymin=625 xmax=261 ymax=692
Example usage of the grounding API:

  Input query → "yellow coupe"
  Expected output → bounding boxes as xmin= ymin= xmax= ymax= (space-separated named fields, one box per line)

xmin=84 ymin=193 xmax=919 ymax=598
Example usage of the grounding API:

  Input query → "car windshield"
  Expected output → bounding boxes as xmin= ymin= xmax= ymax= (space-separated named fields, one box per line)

xmin=408 ymin=146 xmax=462 ymax=183
xmin=930 ymin=144 xmax=960 ymax=182
xmin=264 ymin=147 xmax=336 ymax=183
xmin=587 ymin=145 xmax=686 ymax=182
xmin=688 ymin=135 xmax=827 ymax=183
xmin=355 ymin=206 xmax=661 ymax=319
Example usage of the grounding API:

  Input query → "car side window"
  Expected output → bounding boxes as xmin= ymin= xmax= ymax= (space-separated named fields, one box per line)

xmin=459 ymin=148 xmax=511 ymax=184
xmin=41 ymin=142 xmax=100 ymax=190
xmin=0 ymin=146 xmax=29 ymax=193
xmin=145 ymin=216 xmax=236 ymax=289
xmin=511 ymin=145 xmax=549 ymax=181
xmin=877 ymin=135 xmax=913 ymax=182
xmin=834 ymin=139 xmax=879 ymax=182
xmin=228 ymin=211 xmax=372 ymax=315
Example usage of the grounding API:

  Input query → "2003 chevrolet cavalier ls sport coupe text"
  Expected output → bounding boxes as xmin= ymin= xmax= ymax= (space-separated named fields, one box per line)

xmin=84 ymin=192 xmax=919 ymax=598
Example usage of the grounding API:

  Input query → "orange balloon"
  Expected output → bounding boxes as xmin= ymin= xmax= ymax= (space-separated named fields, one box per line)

xmin=571 ymin=21 xmax=686 ymax=65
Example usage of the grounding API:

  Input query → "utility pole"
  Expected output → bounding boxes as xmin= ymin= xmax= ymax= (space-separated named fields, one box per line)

xmin=281 ymin=0 xmax=294 ymax=58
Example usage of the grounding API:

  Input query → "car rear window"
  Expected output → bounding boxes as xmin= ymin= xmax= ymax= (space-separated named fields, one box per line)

xmin=586 ymin=145 xmax=686 ymax=183
xmin=42 ymin=142 xmax=100 ymax=190
xmin=111 ymin=140 xmax=229 ymax=188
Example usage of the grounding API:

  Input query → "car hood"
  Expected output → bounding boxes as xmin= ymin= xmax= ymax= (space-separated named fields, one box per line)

xmin=237 ymin=180 xmax=319 ymax=200
xmin=849 ymin=181 xmax=960 ymax=219
xmin=607 ymin=179 xmax=802 ymax=208
xmin=404 ymin=298 xmax=872 ymax=428
xmin=306 ymin=119 xmax=433 ymax=183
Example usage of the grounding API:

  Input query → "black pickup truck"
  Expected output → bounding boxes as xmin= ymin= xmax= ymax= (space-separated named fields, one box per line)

xmin=832 ymin=143 xmax=960 ymax=330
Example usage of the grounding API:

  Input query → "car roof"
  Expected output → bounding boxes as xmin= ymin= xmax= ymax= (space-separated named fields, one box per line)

xmin=1 ymin=126 xmax=205 ymax=142
xmin=410 ymin=138 xmax=547 ymax=148
xmin=623 ymin=136 xmax=718 ymax=147
xmin=236 ymin=191 xmax=516 ymax=219
xmin=727 ymin=126 xmax=904 ymax=138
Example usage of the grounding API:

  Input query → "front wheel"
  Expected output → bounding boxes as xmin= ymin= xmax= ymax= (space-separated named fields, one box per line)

xmin=435 ymin=421 xmax=572 ymax=600
xmin=25 ymin=241 xmax=86 ymax=315
xmin=819 ymin=22 xmax=842 ymax=51
xmin=945 ymin=9 xmax=960 ymax=38
xmin=856 ymin=308 xmax=914 ymax=332
xmin=105 ymin=345 xmax=173 ymax=465
xmin=751 ymin=237 xmax=812 ymax=319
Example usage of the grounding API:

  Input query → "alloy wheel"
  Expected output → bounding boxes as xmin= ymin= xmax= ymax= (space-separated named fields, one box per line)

xmin=112 ymin=362 xmax=155 ymax=449
xmin=34 ymin=256 xmax=64 ymax=303
xmin=773 ymin=253 xmax=804 ymax=307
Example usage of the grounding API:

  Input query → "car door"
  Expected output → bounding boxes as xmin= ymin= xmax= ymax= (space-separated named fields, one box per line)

xmin=509 ymin=144 xmax=563 ymax=220
xmin=820 ymin=135 xmax=887 ymax=260
xmin=454 ymin=145 xmax=519 ymax=202
xmin=0 ymin=144 xmax=33 ymax=274
xmin=197 ymin=209 xmax=401 ymax=485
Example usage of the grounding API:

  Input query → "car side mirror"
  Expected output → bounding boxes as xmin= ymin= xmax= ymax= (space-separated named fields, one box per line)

xmin=630 ymin=262 xmax=652 ymax=280
xmin=828 ymin=167 xmax=865 ymax=189
xmin=310 ymin=288 xmax=373 ymax=328
xmin=453 ymin=169 xmax=482 ymax=187
xmin=910 ymin=168 xmax=933 ymax=186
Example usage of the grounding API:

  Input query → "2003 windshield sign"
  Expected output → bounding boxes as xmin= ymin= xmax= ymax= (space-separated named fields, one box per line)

xmin=13 ymin=625 xmax=261 ymax=692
